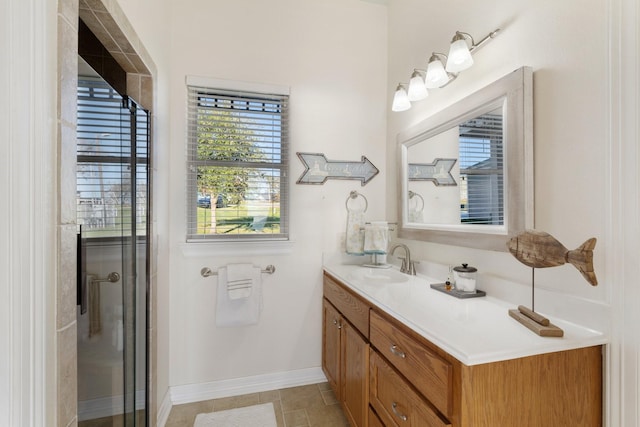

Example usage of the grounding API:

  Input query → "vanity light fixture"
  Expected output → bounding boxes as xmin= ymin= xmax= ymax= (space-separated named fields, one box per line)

xmin=391 ymin=83 xmax=412 ymax=112
xmin=392 ymin=28 xmax=500 ymax=112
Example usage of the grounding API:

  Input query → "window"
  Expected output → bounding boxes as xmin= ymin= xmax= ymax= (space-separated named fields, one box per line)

xmin=77 ymin=78 xmax=149 ymax=239
xmin=186 ymin=82 xmax=289 ymax=241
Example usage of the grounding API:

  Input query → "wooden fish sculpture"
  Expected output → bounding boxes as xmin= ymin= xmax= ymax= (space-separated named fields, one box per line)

xmin=507 ymin=230 xmax=598 ymax=286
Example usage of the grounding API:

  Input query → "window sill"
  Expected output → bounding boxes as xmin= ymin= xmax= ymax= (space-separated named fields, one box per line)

xmin=179 ymin=240 xmax=295 ymax=257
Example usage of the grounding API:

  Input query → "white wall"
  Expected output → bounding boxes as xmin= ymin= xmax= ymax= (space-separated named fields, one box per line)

xmin=166 ymin=0 xmax=387 ymax=388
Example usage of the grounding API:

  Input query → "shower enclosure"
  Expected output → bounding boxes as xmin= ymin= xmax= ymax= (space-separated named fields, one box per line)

xmin=76 ymin=61 xmax=150 ymax=426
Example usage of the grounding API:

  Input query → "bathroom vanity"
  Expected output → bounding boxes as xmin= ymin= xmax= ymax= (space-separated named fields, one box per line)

xmin=322 ymin=263 xmax=606 ymax=427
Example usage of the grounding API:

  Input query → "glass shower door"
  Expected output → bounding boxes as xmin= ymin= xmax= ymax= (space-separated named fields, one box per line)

xmin=76 ymin=70 xmax=149 ymax=426
xmin=120 ymin=97 xmax=150 ymax=427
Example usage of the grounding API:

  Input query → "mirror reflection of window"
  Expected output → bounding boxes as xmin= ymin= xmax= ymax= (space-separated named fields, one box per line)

xmin=458 ymin=107 xmax=503 ymax=225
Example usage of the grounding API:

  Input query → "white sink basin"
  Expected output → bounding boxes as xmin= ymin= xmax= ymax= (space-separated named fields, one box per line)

xmin=347 ymin=267 xmax=410 ymax=284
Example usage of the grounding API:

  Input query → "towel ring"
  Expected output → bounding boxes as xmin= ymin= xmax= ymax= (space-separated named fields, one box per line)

xmin=201 ymin=265 xmax=276 ymax=278
xmin=346 ymin=190 xmax=368 ymax=213
xmin=408 ymin=191 xmax=425 ymax=213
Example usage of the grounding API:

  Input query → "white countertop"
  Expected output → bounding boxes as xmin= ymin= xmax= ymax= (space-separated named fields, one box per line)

xmin=323 ymin=262 xmax=608 ymax=366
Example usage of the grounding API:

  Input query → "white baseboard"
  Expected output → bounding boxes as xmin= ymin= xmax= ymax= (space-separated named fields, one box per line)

xmin=156 ymin=390 xmax=172 ymax=427
xmin=169 ymin=367 xmax=327 ymax=406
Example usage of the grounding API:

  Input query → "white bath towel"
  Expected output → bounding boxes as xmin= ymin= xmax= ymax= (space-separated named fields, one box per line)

xmin=364 ymin=221 xmax=389 ymax=254
xmin=216 ymin=265 xmax=263 ymax=327
xmin=345 ymin=210 xmax=365 ymax=255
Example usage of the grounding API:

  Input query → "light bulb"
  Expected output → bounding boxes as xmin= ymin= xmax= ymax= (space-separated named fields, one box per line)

xmin=446 ymin=35 xmax=474 ymax=73
xmin=407 ymin=71 xmax=428 ymax=101
xmin=391 ymin=84 xmax=411 ymax=112
xmin=425 ymin=55 xmax=450 ymax=88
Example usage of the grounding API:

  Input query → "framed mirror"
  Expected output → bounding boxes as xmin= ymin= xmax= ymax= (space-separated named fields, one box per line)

xmin=398 ymin=67 xmax=533 ymax=251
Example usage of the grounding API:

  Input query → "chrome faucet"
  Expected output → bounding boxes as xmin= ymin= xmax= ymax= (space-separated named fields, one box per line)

xmin=390 ymin=243 xmax=416 ymax=275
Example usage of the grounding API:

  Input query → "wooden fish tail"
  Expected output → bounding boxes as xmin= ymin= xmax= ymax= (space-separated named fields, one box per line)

xmin=566 ymin=238 xmax=598 ymax=286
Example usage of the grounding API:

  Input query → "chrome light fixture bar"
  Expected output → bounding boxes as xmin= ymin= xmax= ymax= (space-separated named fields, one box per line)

xmin=391 ymin=28 xmax=500 ymax=112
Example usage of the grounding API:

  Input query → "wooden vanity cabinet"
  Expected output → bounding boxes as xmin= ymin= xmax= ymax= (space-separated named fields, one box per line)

xmin=323 ymin=272 xmax=603 ymax=427
xmin=323 ymin=274 xmax=371 ymax=427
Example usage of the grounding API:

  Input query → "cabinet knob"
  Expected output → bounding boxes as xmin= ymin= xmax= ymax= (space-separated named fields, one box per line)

xmin=333 ymin=319 xmax=342 ymax=329
xmin=392 ymin=402 xmax=408 ymax=421
xmin=390 ymin=344 xmax=406 ymax=359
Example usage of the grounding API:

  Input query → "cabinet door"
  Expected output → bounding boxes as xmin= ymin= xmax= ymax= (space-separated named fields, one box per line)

xmin=322 ymin=299 xmax=341 ymax=398
xmin=342 ymin=320 xmax=369 ymax=427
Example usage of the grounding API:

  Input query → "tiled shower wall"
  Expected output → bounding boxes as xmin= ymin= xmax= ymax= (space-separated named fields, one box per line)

xmin=57 ymin=1 xmax=79 ymax=425
xmin=56 ymin=0 xmax=156 ymax=425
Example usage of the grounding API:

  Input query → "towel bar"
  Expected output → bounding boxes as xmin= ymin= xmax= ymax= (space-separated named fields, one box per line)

xmin=201 ymin=265 xmax=276 ymax=278
xmin=89 ymin=272 xmax=121 ymax=283
xmin=359 ymin=222 xmax=397 ymax=231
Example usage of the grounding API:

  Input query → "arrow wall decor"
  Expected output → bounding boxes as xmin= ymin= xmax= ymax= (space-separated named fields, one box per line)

xmin=408 ymin=158 xmax=457 ymax=186
xmin=296 ymin=152 xmax=379 ymax=186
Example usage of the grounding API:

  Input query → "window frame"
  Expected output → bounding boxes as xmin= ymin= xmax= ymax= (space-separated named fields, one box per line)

xmin=185 ymin=76 xmax=290 ymax=243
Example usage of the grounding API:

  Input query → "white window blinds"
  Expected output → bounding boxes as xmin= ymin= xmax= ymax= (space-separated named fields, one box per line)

xmin=458 ymin=111 xmax=504 ymax=225
xmin=186 ymin=85 xmax=289 ymax=241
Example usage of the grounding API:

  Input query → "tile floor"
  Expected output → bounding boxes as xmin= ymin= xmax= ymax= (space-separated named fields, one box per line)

xmin=165 ymin=382 xmax=349 ymax=427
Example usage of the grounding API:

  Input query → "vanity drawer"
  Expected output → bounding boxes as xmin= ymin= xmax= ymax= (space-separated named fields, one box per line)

xmin=323 ymin=272 xmax=370 ymax=338
xmin=370 ymin=350 xmax=450 ymax=427
xmin=370 ymin=310 xmax=453 ymax=417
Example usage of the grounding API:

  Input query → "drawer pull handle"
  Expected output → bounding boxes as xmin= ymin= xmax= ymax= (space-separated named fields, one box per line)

xmin=392 ymin=402 xmax=408 ymax=421
xmin=390 ymin=344 xmax=406 ymax=358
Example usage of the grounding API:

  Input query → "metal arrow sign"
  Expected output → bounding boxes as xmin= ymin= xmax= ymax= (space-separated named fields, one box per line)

xmin=296 ymin=152 xmax=379 ymax=186
xmin=408 ymin=158 xmax=457 ymax=186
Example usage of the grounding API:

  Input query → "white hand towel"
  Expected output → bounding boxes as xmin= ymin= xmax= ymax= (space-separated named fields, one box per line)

xmin=226 ymin=263 xmax=255 ymax=300
xmin=345 ymin=210 xmax=365 ymax=255
xmin=216 ymin=265 xmax=263 ymax=327
xmin=364 ymin=221 xmax=389 ymax=254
